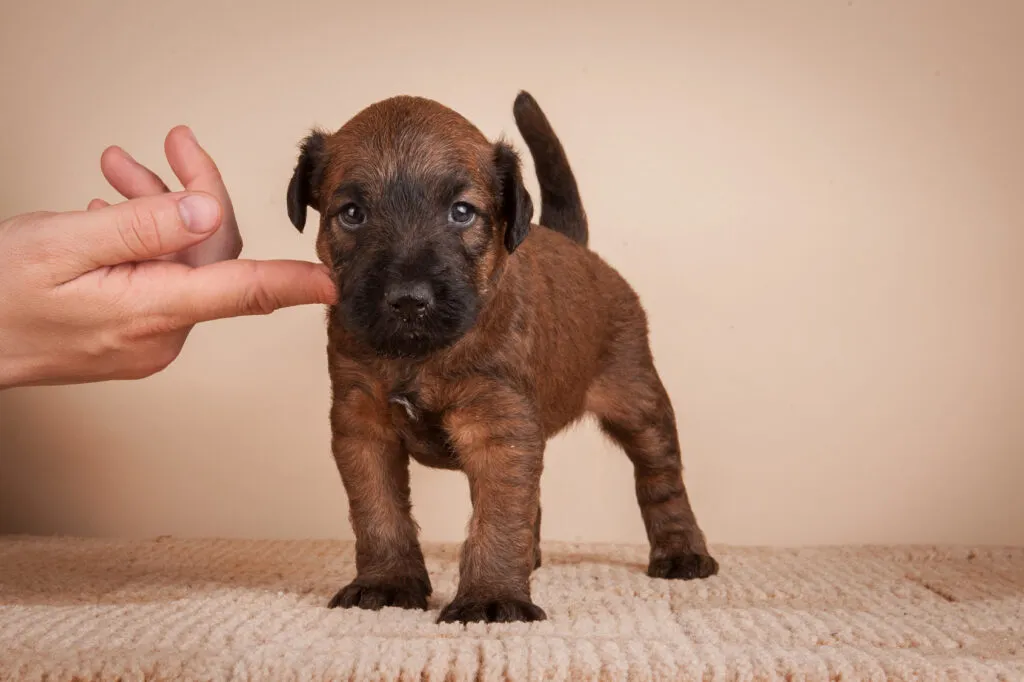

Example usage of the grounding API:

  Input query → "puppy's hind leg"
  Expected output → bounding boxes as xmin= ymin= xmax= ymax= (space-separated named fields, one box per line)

xmin=586 ymin=359 xmax=718 ymax=581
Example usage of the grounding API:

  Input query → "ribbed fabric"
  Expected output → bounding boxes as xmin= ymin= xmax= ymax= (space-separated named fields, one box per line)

xmin=1 ymin=537 xmax=1021 ymax=681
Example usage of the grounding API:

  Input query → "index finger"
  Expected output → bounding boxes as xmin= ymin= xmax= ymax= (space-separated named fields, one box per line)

xmin=99 ymin=145 xmax=171 ymax=199
xmin=152 ymin=258 xmax=337 ymax=325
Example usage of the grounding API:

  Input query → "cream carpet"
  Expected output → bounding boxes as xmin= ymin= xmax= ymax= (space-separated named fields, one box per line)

xmin=1 ymin=537 xmax=1022 ymax=681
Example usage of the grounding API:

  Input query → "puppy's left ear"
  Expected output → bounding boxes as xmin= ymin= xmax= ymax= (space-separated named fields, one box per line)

xmin=286 ymin=130 xmax=327 ymax=233
xmin=493 ymin=141 xmax=534 ymax=253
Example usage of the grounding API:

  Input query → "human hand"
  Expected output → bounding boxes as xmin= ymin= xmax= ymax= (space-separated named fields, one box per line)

xmin=0 ymin=128 xmax=335 ymax=389
xmin=88 ymin=125 xmax=244 ymax=268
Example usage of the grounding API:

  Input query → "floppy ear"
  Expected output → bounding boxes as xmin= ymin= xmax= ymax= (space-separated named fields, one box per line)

xmin=493 ymin=141 xmax=534 ymax=253
xmin=286 ymin=130 xmax=327 ymax=232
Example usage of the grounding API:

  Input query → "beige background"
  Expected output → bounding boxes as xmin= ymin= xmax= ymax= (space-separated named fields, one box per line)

xmin=1 ymin=1 xmax=1021 ymax=547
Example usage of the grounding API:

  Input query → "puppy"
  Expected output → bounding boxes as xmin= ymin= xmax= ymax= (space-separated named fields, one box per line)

xmin=286 ymin=91 xmax=717 ymax=624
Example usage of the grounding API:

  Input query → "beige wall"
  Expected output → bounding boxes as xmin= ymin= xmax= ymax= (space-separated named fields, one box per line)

xmin=1 ymin=0 xmax=1022 ymax=547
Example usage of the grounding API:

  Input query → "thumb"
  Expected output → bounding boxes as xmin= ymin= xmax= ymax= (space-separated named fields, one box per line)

xmin=48 ymin=192 xmax=222 ymax=271
xmin=153 ymin=259 xmax=337 ymax=324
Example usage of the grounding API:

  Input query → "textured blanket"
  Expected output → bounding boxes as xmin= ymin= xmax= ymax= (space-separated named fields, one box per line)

xmin=1 ymin=537 xmax=1021 ymax=681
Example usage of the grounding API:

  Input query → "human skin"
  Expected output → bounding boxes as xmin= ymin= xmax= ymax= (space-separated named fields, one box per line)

xmin=0 ymin=126 xmax=336 ymax=389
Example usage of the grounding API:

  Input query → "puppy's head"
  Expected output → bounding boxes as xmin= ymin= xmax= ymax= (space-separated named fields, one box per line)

xmin=287 ymin=96 xmax=533 ymax=359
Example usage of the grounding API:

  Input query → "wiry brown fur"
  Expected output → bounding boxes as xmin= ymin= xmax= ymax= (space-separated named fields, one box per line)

xmin=287 ymin=91 xmax=717 ymax=624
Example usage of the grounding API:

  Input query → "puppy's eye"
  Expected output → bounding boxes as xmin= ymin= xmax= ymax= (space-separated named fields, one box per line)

xmin=449 ymin=202 xmax=476 ymax=227
xmin=338 ymin=203 xmax=366 ymax=229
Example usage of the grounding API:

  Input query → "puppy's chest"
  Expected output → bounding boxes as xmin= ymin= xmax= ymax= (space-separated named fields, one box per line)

xmin=387 ymin=386 xmax=461 ymax=470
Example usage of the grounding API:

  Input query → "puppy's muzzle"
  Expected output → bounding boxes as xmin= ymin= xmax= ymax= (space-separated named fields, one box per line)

xmin=385 ymin=280 xmax=435 ymax=323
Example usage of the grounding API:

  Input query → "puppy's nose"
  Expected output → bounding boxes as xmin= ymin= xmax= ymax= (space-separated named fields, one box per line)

xmin=386 ymin=281 xmax=435 ymax=319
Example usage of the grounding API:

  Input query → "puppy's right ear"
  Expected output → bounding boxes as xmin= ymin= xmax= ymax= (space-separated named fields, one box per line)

xmin=286 ymin=130 xmax=327 ymax=232
xmin=493 ymin=140 xmax=534 ymax=254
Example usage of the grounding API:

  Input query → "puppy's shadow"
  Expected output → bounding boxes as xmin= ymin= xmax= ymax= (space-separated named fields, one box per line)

xmin=421 ymin=542 xmax=648 ymax=573
xmin=1 ymin=539 xmax=655 ymax=608
xmin=539 ymin=550 xmax=646 ymax=572
xmin=0 ymin=538 xmax=358 ymax=607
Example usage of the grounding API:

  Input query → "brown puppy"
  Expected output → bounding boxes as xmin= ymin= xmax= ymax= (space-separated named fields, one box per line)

xmin=286 ymin=92 xmax=717 ymax=624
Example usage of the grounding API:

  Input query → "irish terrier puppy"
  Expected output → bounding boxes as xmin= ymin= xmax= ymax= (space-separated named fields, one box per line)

xmin=286 ymin=91 xmax=717 ymax=623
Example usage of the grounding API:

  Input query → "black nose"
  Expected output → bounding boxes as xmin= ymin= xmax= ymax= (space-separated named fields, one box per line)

xmin=386 ymin=281 xmax=435 ymax=320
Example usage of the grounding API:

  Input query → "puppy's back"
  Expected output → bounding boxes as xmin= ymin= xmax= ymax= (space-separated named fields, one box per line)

xmin=510 ymin=226 xmax=648 ymax=434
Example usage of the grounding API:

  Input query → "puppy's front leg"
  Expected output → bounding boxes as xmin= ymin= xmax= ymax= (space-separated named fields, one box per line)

xmin=327 ymin=389 xmax=431 ymax=611
xmin=438 ymin=389 xmax=545 ymax=624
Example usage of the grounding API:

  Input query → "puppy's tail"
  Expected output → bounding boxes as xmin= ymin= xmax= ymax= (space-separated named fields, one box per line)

xmin=513 ymin=91 xmax=589 ymax=247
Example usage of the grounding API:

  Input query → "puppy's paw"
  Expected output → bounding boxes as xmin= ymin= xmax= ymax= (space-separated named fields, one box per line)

xmin=437 ymin=596 xmax=547 ymax=624
xmin=648 ymin=553 xmax=719 ymax=580
xmin=328 ymin=576 xmax=430 ymax=611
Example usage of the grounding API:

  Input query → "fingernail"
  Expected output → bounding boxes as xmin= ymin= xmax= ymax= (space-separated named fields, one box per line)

xmin=178 ymin=194 xmax=219 ymax=232
xmin=183 ymin=126 xmax=197 ymax=144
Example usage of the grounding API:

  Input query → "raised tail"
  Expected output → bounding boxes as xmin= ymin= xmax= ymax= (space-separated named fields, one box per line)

xmin=513 ymin=91 xmax=589 ymax=246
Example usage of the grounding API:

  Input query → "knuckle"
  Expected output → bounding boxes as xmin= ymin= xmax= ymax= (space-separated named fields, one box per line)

xmin=149 ymin=346 xmax=180 ymax=374
xmin=122 ymin=364 xmax=154 ymax=381
xmin=131 ymin=344 xmax=181 ymax=379
xmin=240 ymin=283 xmax=278 ymax=316
xmin=80 ymin=321 xmax=184 ymax=380
xmin=111 ymin=321 xmax=185 ymax=378
xmin=117 ymin=205 xmax=164 ymax=259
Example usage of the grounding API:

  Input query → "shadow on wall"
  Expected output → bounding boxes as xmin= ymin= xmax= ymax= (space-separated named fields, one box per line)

xmin=1 ymin=390 xmax=125 ymax=536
